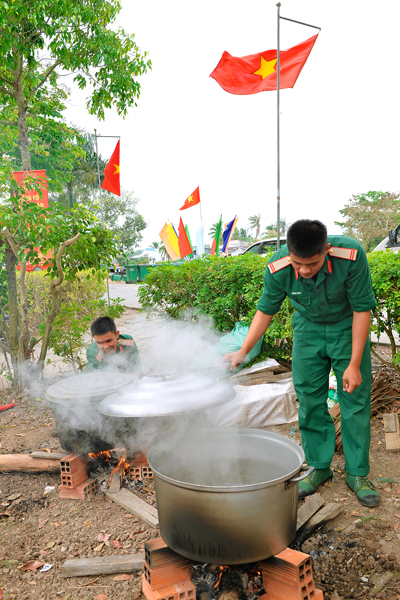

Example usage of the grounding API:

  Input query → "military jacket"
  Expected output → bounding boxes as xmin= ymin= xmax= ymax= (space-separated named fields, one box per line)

xmin=85 ymin=333 xmax=140 ymax=373
xmin=257 ymin=235 xmax=376 ymax=323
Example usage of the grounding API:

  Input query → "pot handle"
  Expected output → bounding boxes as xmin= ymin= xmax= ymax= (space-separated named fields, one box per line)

xmin=285 ymin=465 xmax=314 ymax=489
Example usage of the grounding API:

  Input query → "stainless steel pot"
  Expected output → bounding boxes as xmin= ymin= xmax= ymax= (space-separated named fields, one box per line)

xmin=46 ymin=372 xmax=136 ymax=454
xmin=148 ymin=427 xmax=312 ymax=564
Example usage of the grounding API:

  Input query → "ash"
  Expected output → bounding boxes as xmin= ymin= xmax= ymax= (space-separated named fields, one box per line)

xmin=192 ymin=563 xmax=264 ymax=600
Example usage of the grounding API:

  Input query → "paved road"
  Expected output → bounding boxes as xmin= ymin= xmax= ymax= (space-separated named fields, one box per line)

xmin=105 ymin=280 xmax=142 ymax=309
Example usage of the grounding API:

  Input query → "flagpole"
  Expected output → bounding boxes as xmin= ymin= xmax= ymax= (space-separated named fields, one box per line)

xmin=276 ymin=3 xmax=281 ymax=251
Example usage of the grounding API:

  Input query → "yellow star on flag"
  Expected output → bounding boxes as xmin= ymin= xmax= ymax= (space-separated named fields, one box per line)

xmin=187 ymin=195 xmax=194 ymax=203
xmin=113 ymin=164 xmax=120 ymax=175
xmin=252 ymin=56 xmax=277 ymax=80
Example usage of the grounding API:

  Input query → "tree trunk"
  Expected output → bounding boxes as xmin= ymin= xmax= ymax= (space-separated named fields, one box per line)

xmin=18 ymin=261 xmax=30 ymax=360
xmin=14 ymin=58 xmax=31 ymax=170
xmin=5 ymin=246 xmax=22 ymax=387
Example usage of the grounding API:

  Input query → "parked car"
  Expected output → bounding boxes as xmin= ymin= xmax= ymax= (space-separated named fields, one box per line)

xmin=243 ymin=237 xmax=287 ymax=255
xmin=373 ymin=224 xmax=400 ymax=253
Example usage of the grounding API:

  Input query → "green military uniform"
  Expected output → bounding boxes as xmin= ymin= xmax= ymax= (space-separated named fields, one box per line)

xmin=85 ymin=333 xmax=141 ymax=374
xmin=257 ymin=235 xmax=376 ymax=476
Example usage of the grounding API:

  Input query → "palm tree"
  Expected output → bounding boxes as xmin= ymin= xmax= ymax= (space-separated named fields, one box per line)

xmin=150 ymin=241 xmax=160 ymax=250
xmin=248 ymin=214 xmax=261 ymax=240
xmin=158 ymin=242 xmax=168 ymax=261
xmin=262 ymin=223 xmax=277 ymax=239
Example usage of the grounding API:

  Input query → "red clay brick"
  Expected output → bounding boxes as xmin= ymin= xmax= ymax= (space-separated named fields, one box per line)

xmin=142 ymin=573 xmax=195 ymax=600
xmin=60 ymin=454 xmax=88 ymax=474
xmin=261 ymin=548 xmax=317 ymax=600
xmin=143 ymin=560 xmax=193 ymax=590
xmin=60 ymin=467 xmax=88 ymax=488
xmin=145 ymin=538 xmax=188 ymax=570
xmin=128 ymin=463 xmax=153 ymax=480
xmin=59 ymin=478 xmax=98 ymax=500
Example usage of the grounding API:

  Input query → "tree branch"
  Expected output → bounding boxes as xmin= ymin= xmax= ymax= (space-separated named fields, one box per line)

xmin=2 ymin=227 xmax=19 ymax=259
xmin=0 ymin=84 xmax=14 ymax=97
xmin=0 ymin=121 xmax=18 ymax=126
xmin=27 ymin=59 xmax=62 ymax=101
xmin=50 ymin=232 xmax=81 ymax=291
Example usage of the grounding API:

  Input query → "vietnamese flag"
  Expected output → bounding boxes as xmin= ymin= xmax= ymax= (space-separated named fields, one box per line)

xmin=178 ymin=218 xmax=193 ymax=258
xmin=210 ymin=34 xmax=318 ymax=95
xmin=101 ymin=140 xmax=120 ymax=196
xmin=179 ymin=186 xmax=200 ymax=210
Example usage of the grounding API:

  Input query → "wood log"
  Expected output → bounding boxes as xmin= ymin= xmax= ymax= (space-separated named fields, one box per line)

xmin=383 ymin=413 xmax=400 ymax=452
xmin=30 ymin=452 xmax=67 ymax=460
xmin=62 ymin=553 xmax=144 ymax=577
xmin=0 ymin=454 xmax=61 ymax=473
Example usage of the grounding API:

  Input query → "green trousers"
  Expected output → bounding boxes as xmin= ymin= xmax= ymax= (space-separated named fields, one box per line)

xmin=292 ymin=313 xmax=371 ymax=476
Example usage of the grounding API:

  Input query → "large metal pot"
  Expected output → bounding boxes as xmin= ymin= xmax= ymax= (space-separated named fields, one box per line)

xmin=98 ymin=373 xmax=236 ymax=454
xmin=46 ymin=372 xmax=136 ymax=454
xmin=148 ymin=427 xmax=312 ymax=564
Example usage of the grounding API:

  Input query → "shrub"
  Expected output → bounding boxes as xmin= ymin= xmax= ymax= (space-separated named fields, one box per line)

xmin=368 ymin=250 xmax=400 ymax=374
xmin=25 ymin=271 xmax=125 ymax=369
xmin=138 ymin=254 xmax=294 ymax=363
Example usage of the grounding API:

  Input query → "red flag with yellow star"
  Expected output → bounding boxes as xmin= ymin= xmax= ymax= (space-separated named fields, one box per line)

xmin=210 ymin=34 xmax=318 ymax=95
xmin=101 ymin=140 xmax=120 ymax=196
xmin=179 ymin=186 xmax=200 ymax=210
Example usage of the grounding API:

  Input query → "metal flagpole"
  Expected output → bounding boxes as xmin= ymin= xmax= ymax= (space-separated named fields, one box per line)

xmin=275 ymin=7 xmax=321 ymax=251
xmin=276 ymin=3 xmax=281 ymax=251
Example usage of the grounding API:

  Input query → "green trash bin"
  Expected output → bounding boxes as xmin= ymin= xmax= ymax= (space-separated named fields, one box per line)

xmin=124 ymin=265 xmax=139 ymax=284
xmin=137 ymin=264 xmax=157 ymax=282
xmin=111 ymin=274 xmax=122 ymax=282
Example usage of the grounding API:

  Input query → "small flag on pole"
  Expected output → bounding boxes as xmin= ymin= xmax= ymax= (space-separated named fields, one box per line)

xmin=210 ymin=34 xmax=318 ymax=95
xmin=196 ymin=223 xmax=205 ymax=257
xmin=101 ymin=140 xmax=120 ymax=195
xmin=159 ymin=223 xmax=180 ymax=261
xmin=185 ymin=224 xmax=193 ymax=257
xmin=221 ymin=217 xmax=239 ymax=255
xmin=179 ymin=186 xmax=201 ymax=210
xmin=211 ymin=215 xmax=223 ymax=256
xmin=167 ymin=222 xmax=181 ymax=257
xmin=178 ymin=218 xmax=193 ymax=258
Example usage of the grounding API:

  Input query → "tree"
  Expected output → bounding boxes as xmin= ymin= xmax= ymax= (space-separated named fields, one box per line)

xmin=248 ymin=214 xmax=261 ymax=239
xmin=0 ymin=0 xmax=151 ymax=172
xmin=335 ymin=191 xmax=400 ymax=252
xmin=262 ymin=224 xmax=277 ymax=238
xmin=232 ymin=227 xmax=251 ymax=241
xmin=80 ymin=189 xmax=147 ymax=256
xmin=0 ymin=183 xmax=117 ymax=387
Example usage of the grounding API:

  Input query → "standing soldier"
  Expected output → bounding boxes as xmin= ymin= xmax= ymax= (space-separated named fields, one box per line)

xmin=225 ymin=220 xmax=379 ymax=507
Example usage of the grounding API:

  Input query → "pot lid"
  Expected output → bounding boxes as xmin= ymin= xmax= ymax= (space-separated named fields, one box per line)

xmin=98 ymin=373 xmax=236 ymax=417
xmin=46 ymin=372 xmax=136 ymax=404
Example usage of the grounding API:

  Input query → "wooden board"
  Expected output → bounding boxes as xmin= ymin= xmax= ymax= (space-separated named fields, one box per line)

xmin=383 ymin=413 xmax=400 ymax=452
xmin=296 ymin=502 xmax=343 ymax=541
xmin=105 ymin=488 xmax=159 ymax=528
xmin=62 ymin=553 xmax=144 ymax=577
xmin=296 ymin=493 xmax=325 ymax=530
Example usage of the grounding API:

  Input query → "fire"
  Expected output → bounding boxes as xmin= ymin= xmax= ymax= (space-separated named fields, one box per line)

xmin=88 ymin=450 xmax=112 ymax=461
xmin=108 ymin=449 xmax=131 ymax=485
xmin=214 ymin=566 xmax=228 ymax=589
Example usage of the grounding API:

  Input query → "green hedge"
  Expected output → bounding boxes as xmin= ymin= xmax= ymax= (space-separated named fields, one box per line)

xmin=137 ymin=254 xmax=294 ymax=363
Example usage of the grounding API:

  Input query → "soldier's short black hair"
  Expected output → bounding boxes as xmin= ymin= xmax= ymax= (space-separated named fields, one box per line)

xmin=91 ymin=316 xmax=117 ymax=337
xmin=287 ymin=220 xmax=328 ymax=258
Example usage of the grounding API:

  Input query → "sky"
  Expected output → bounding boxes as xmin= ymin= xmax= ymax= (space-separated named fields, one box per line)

xmin=65 ymin=0 xmax=400 ymax=249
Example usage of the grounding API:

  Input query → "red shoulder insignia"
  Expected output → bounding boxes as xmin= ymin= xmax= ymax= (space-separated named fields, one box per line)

xmin=328 ymin=246 xmax=357 ymax=261
xmin=267 ymin=256 xmax=292 ymax=274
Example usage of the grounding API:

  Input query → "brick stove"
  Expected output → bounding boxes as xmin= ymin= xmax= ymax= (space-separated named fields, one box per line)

xmin=59 ymin=454 xmax=98 ymax=500
xmin=142 ymin=538 xmax=324 ymax=600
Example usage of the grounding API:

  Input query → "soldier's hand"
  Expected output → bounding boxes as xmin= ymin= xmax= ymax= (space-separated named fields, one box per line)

xmin=343 ymin=365 xmax=362 ymax=394
xmin=223 ymin=351 xmax=246 ymax=371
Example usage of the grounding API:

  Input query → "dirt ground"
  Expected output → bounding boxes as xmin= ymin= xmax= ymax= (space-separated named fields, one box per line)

xmin=0 ymin=318 xmax=399 ymax=599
